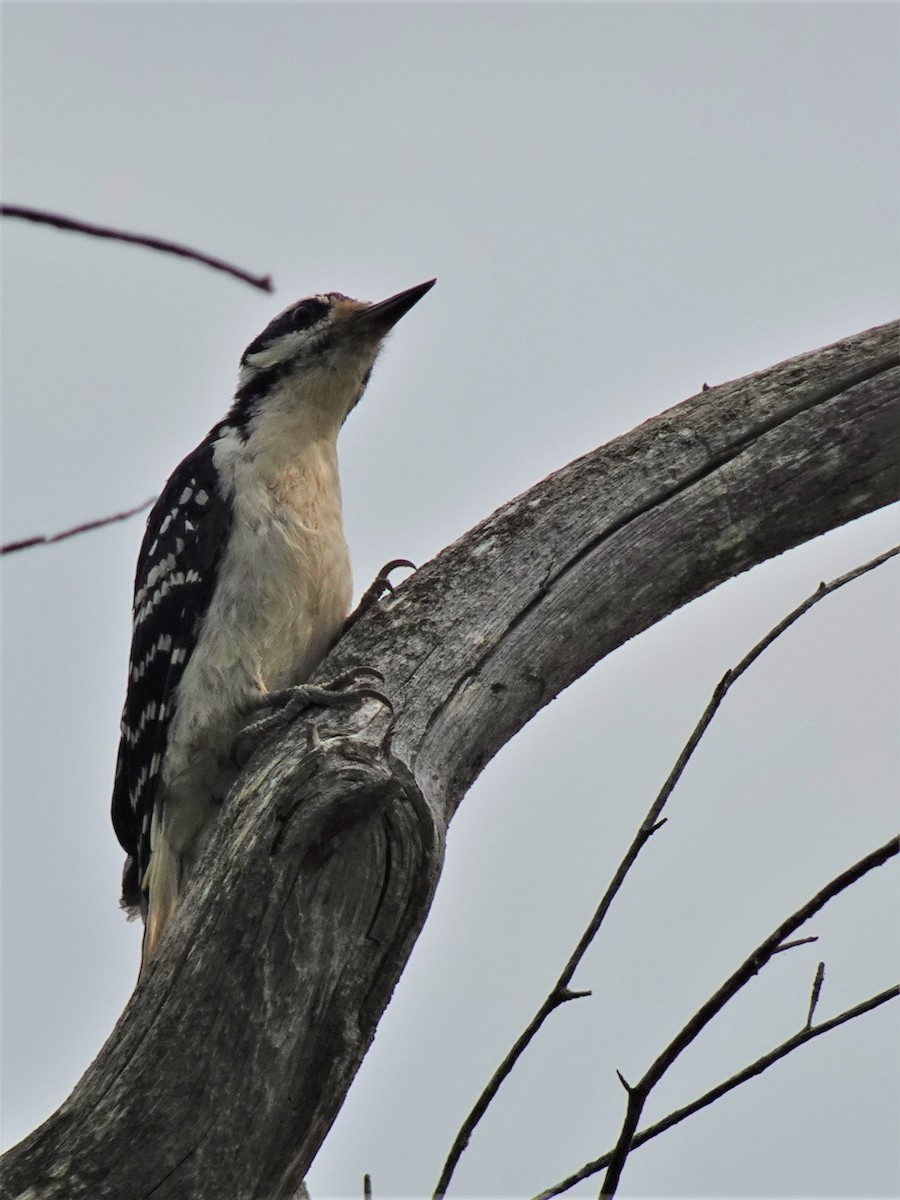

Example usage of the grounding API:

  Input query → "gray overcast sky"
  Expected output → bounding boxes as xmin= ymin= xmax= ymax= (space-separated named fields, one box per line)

xmin=1 ymin=3 xmax=898 ymax=1197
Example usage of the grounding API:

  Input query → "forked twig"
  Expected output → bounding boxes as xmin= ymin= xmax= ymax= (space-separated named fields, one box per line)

xmin=597 ymin=836 xmax=898 ymax=1198
xmin=1 ymin=204 xmax=273 ymax=292
xmin=534 ymin=982 xmax=899 ymax=1199
xmin=433 ymin=545 xmax=899 ymax=1199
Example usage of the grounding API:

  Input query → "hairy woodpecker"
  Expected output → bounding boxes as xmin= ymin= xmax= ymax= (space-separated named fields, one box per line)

xmin=111 ymin=279 xmax=435 ymax=974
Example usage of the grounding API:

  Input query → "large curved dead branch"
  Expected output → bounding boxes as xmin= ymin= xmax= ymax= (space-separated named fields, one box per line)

xmin=3 ymin=319 xmax=897 ymax=1200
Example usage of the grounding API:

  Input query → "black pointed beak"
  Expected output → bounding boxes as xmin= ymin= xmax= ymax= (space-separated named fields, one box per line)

xmin=356 ymin=279 xmax=436 ymax=334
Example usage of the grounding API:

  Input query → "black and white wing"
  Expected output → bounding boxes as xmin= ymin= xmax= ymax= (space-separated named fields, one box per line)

xmin=111 ymin=426 xmax=232 ymax=913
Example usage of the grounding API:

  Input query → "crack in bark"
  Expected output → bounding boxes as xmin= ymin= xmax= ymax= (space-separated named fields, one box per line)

xmin=142 ymin=1115 xmax=216 ymax=1199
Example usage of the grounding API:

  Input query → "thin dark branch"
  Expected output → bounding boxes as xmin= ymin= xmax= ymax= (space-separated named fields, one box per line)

xmin=726 ymin=544 xmax=900 ymax=678
xmin=1 ymin=204 xmax=273 ymax=293
xmin=640 ymin=546 xmax=899 ymax=841
xmin=431 ymin=986 xmax=589 ymax=1198
xmin=534 ymin=985 xmax=899 ymax=1200
xmin=432 ymin=545 xmax=899 ymax=1200
xmin=772 ymin=935 xmax=819 ymax=955
xmin=598 ymin=837 xmax=898 ymax=1198
xmin=1 ymin=497 xmax=155 ymax=555
xmin=806 ymin=962 xmax=826 ymax=1030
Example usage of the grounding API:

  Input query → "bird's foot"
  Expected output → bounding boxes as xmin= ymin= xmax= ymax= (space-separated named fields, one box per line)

xmin=343 ymin=559 xmax=416 ymax=634
xmin=232 ymin=668 xmax=391 ymax=767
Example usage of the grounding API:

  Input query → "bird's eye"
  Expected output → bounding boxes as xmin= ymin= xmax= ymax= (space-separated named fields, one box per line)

xmin=289 ymin=301 xmax=324 ymax=332
xmin=240 ymin=298 xmax=329 ymax=362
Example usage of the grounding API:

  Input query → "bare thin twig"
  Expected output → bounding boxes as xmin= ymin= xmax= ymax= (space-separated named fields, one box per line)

xmin=637 ymin=547 xmax=899 ymax=842
xmin=598 ymin=836 xmax=898 ymax=1198
xmin=433 ymin=545 xmax=899 ymax=1200
xmin=534 ymin=984 xmax=899 ymax=1200
xmin=1 ymin=204 xmax=273 ymax=292
xmin=1 ymin=497 xmax=156 ymax=555
xmin=807 ymin=962 xmax=826 ymax=1029
xmin=772 ymin=935 xmax=819 ymax=955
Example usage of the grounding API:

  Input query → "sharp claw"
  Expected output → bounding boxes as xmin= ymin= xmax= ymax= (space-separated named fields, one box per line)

xmin=341 ymin=560 xmax=416 ymax=638
xmin=350 ymin=687 xmax=394 ymax=714
xmin=379 ymin=558 xmax=416 ymax=577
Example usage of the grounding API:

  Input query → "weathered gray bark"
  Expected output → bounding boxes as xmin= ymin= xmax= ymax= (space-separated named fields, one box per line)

xmin=3 ymin=320 xmax=898 ymax=1200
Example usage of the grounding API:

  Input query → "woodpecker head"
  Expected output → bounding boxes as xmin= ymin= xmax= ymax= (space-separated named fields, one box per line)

xmin=230 ymin=279 xmax=435 ymax=437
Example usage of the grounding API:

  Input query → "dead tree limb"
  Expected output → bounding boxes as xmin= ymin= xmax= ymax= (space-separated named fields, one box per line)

xmin=2 ymin=319 xmax=897 ymax=1200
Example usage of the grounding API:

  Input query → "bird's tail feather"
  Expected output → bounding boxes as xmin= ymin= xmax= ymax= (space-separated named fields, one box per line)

xmin=140 ymin=814 xmax=181 ymax=977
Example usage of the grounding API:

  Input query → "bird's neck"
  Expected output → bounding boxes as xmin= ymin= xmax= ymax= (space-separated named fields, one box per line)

xmin=214 ymin=400 xmax=344 ymax=522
